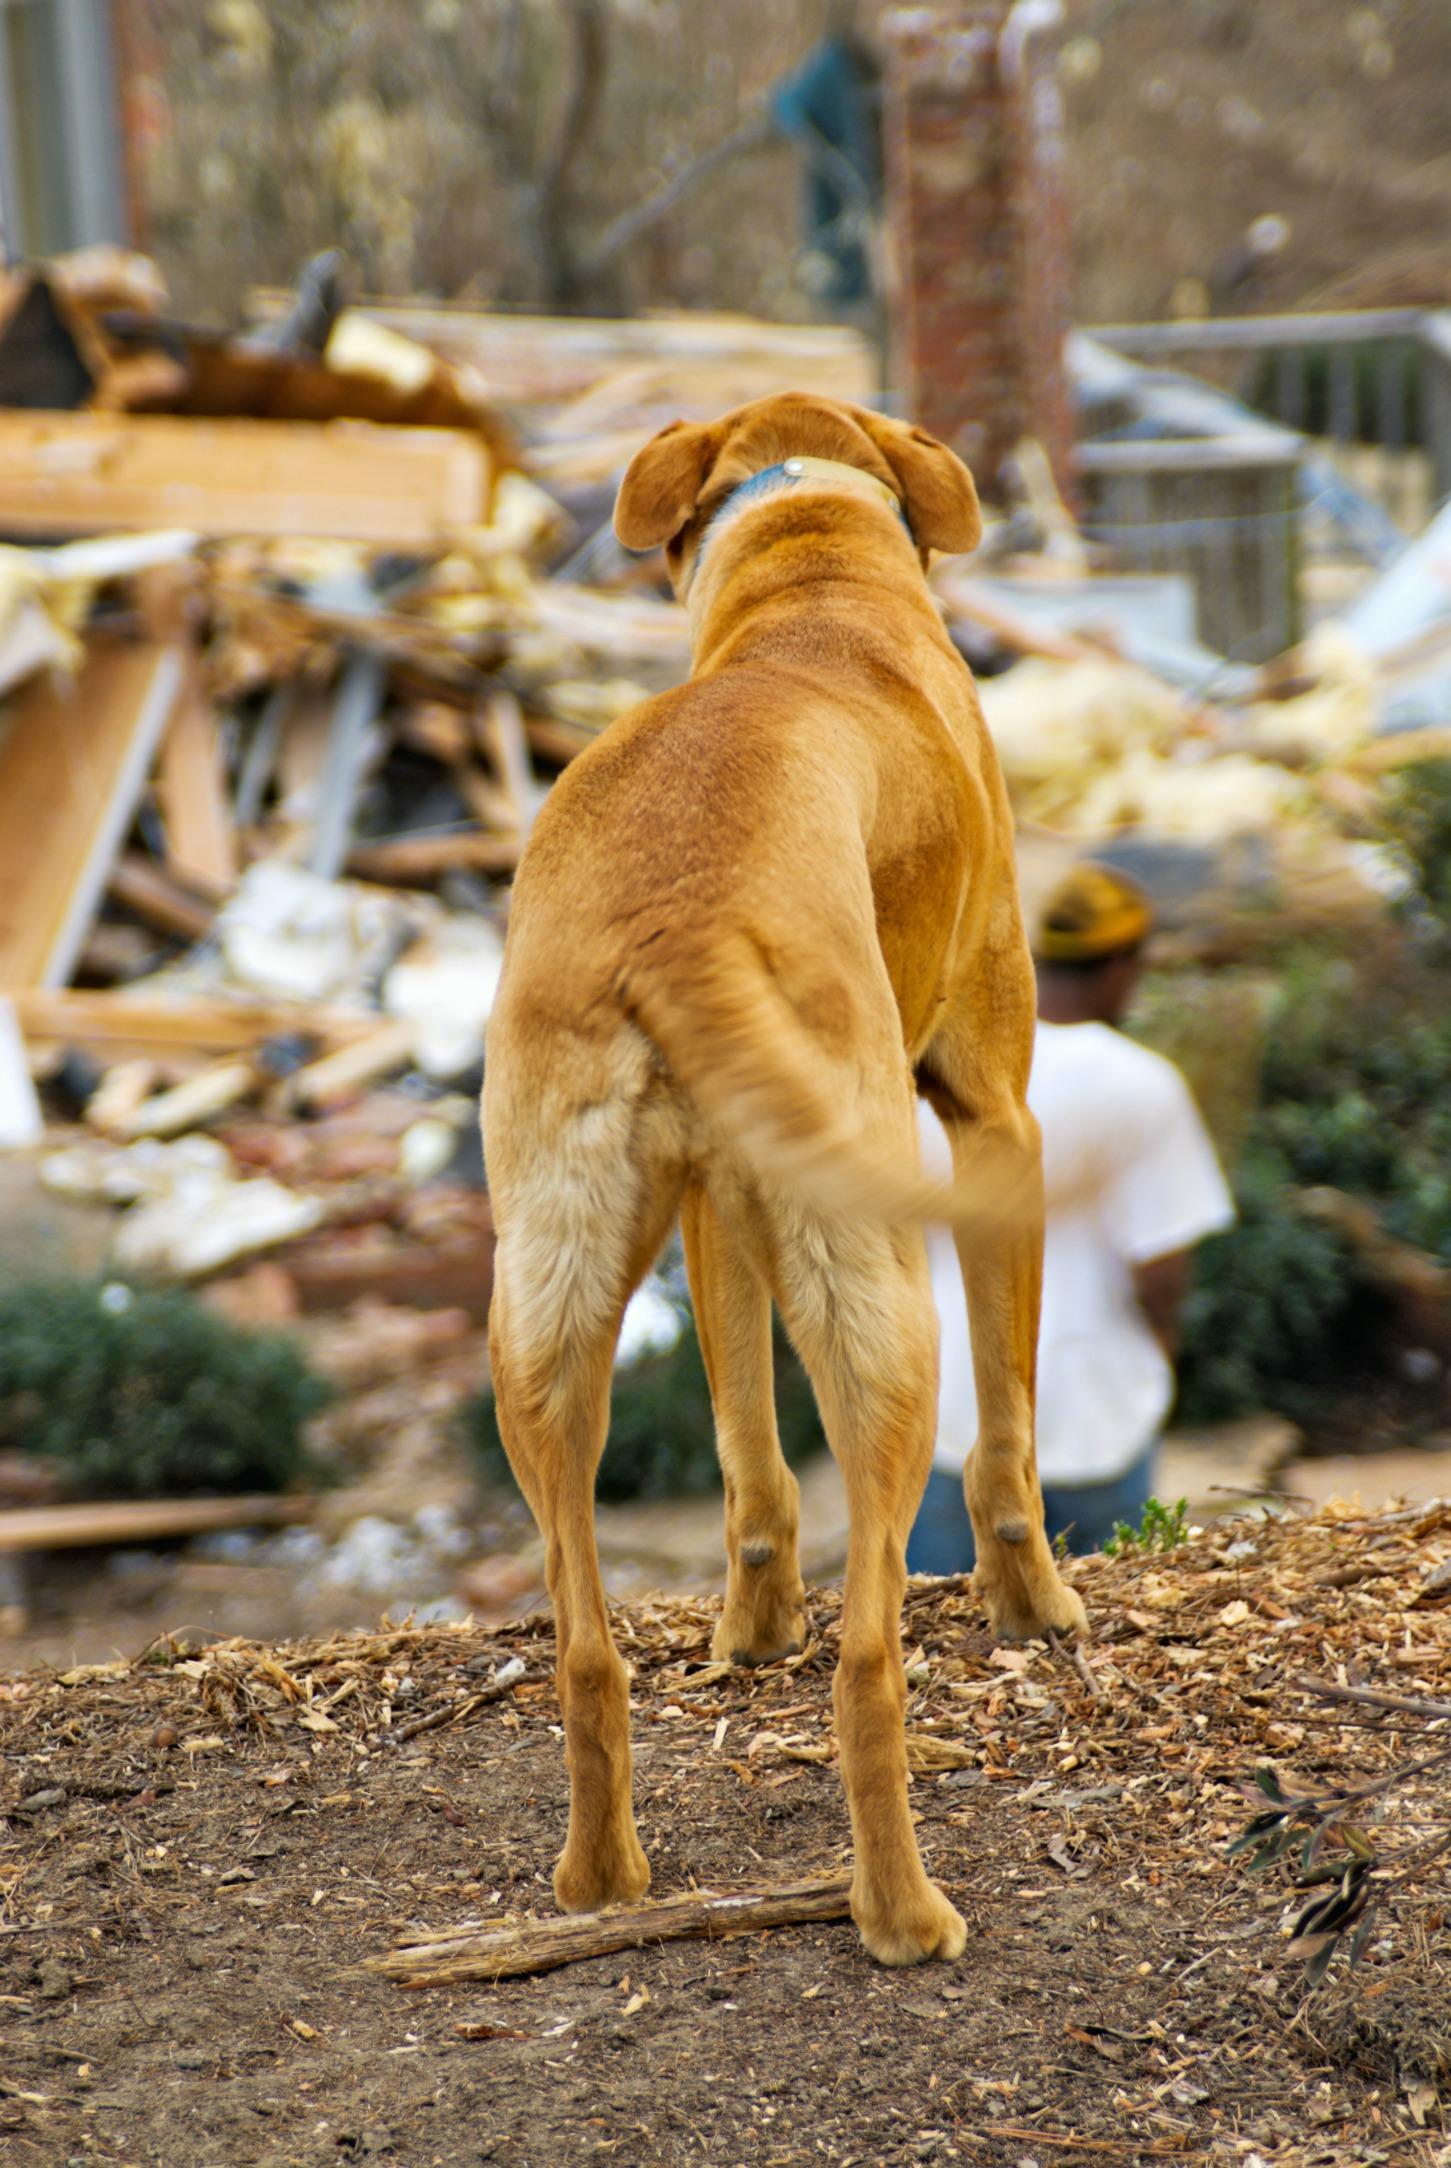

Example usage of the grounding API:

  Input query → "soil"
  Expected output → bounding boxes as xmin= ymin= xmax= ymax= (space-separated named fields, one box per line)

xmin=2 ymin=1501 xmax=1448 ymax=2168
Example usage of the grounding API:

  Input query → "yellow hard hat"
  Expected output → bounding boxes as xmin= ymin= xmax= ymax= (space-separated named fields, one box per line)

xmin=1034 ymin=861 xmax=1154 ymax=964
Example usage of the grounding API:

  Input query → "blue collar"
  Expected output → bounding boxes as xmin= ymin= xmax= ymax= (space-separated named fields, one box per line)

xmin=708 ymin=455 xmax=910 ymax=543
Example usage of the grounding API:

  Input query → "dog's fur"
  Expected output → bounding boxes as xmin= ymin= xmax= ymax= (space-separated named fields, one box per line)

xmin=482 ymin=393 xmax=1087 ymax=1967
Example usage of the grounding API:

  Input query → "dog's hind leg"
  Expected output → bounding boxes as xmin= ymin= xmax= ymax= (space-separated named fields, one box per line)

xmin=681 ymin=1183 xmax=805 ymax=1667
xmin=487 ymin=1151 xmax=682 ymax=1915
xmin=774 ymin=1199 xmax=966 ymax=1967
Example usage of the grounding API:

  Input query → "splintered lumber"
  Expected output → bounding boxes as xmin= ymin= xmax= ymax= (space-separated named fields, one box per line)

xmin=285 ymin=1019 xmax=415 ymax=1112
xmin=475 ymin=688 xmax=542 ymax=836
xmin=371 ymin=1874 xmax=854 ymax=1987
xmin=108 ymin=854 xmax=222 ymax=943
xmin=0 ymin=635 xmax=182 ymax=988
xmin=138 ymin=562 xmax=238 ymax=890
xmin=524 ymin=714 xmax=596 ymax=767
xmin=0 ymin=1493 xmax=313 ymax=1554
xmin=0 ymin=413 xmax=490 ymax=545
xmin=111 ymin=1057 xmax=259 ymax=1140
xmin=12 ymin=989 xmax=375 ymax=1058
xmin=309 ymin=650 xmax=387 ymax=880
xmin=156 ymin=671 xmax=239 ymax=890
xmin=345 ymin=832 xmax=522 ymax=882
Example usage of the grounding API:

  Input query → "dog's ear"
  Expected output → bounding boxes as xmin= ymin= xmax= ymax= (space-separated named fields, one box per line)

xmin=614 ymin=420 xmax=715 ymax=551
xmin=853 ymin=411 xmax=982 ymax=555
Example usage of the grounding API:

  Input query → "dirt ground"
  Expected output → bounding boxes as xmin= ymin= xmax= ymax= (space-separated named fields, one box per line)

xmin=2 ymin=1501 xmax=1448 ymax=2168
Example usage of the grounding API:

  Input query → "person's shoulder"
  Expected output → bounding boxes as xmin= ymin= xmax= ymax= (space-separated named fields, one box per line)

xmin=1033 ymin=1021 xmax=1191 ymax=1118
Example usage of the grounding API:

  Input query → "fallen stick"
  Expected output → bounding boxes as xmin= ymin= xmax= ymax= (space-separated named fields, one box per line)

xmin=369 ymin=1872 xmax=853 ymax=1987
xmin=391 ymin=1657 xmax=526 ymax=1743
xmin=1048 ymin=1627 xmax=1105 ymax=1702
xmin=1294 ymin=1674 xmax=1451 ymax=1724
xmin=974 ymin=2130 xmax=1202 ymax=2158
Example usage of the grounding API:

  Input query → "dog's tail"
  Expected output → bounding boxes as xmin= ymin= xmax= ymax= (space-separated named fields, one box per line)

xmin=621 ymin=941 xmax=1043 ymax=1232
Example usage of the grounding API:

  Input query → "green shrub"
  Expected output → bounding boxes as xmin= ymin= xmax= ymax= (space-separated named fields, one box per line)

xmin=0 ymin=1277 xmax=329 ymax=1497
xmin=1156 ymin=919 xmax=1451 ymax=1427
xmin=468 ymin=1286 xmax=825 ymax=1504
xmin=1174 ymin=1145 xmax=1367 ymax=1425
xmin=1382 ymin=757 xmax=1451 ymax=953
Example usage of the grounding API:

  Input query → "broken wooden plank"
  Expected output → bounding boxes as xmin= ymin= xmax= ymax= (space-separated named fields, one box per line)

xmin=12 ymin=988 xmax=374 ymax=1056
xmin=285 ymin=1020 xmax=415 ymax=1113
xmin=0 ymin=412 xmax=491 ymax=545
xmin=345 ymin=832 xmax=522 ymax=883
xmin=474 ymin=688 xmax=543 ymax=838
xmin=0 ymin=1493 xmax=313 ymax=1555
xmin=309 ymin=649 xmax=387 ymax=880
xmin=156 ymin=674 xmax=239 ymax=890
xmin=524 ymin=714 xmax=596 ymax=766
xmin=138 ymin=561 xmax=239 ymax=891
xmin=111 ymin=1057 xmax=260 ymax=1141
xmin=108 ymin=854 xmax=222 ymax=943
xmin=268 ymin=684 xmax=337 ymax=862
xmin=370 ymin=1873 xmax=854 ymax=1987
xmin=0 ymin=635 xmax=182 ymax=989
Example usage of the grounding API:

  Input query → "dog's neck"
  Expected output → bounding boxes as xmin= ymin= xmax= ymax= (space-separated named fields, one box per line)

xmin=685 ymin=463 xmax=928 ymax=662
xmin=711 ymin=457 xmax=904 ymax=533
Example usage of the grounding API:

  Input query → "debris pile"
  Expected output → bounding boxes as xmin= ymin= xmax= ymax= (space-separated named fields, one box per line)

xmin=5 ymin=246 xmax=1451 ymax=1584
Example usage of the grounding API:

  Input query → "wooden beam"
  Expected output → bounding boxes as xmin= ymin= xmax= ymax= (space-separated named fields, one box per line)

xmin=285 ymin=1019 xmax=415 ymax=1112
xmin=0 ymin=412 xmax=491 ymax=544
xmin=108 ymin=853 xmax=221 ymax=943
xmin=345 ymin=831 xmax=522 ymax=882
xmin=0 ymin=635 xmax=182 ymax=989
xmin=156 ymin=672 xmax=239 ymax=890
xmin=11 ymin=988 xmax=375 ymax=1055
xmin=0 ymin=1493 xmax=313 ymax=1554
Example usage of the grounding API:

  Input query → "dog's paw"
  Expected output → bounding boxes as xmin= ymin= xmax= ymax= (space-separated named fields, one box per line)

xmin=854 ymin=1881 xmax=967 ymax=1968
xmin=976 ymin=1556 xmax=1088 ymax=1644
xmin=711 ymin=1604 xmax=806 ymax=1668
xmin=712 ymin=1549 xmax=806 ymax=1668
xmin=553 ymin=1829 xmax=651 ymax=1914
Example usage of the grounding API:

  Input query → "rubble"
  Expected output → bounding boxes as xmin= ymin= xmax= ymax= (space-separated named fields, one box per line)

xmin=4 ymin=241 xmax=1451 ymax=1587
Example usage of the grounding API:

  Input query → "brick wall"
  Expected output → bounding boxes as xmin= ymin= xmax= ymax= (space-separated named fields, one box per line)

xmin=882 ymin=3 xmax=1074 ymax=506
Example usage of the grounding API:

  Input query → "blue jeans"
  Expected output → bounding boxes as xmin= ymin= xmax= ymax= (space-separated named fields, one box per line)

xmin=905 ymin=1450 xmax=1155 ymax=1576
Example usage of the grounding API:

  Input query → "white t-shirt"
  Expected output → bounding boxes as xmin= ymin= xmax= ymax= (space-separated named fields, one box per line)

xmin=922 ymin=1020 xmax=1235 ymax=1487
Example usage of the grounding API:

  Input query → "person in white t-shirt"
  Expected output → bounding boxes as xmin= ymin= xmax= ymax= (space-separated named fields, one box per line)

xmin=907 ymin=863 xmax=1234 ymax=1573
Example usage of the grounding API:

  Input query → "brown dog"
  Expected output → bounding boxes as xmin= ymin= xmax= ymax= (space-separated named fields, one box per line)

xmin=482 ymin=392 xmax=1087 ymax=1967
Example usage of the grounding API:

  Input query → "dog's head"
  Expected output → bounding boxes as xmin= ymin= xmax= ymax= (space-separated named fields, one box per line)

xmin=613 ymin=392 xmax=981 ymax=592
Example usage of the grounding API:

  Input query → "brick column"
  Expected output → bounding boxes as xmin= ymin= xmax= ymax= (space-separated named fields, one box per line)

xmin=882 ymin=2 xmax=1074 ymax=505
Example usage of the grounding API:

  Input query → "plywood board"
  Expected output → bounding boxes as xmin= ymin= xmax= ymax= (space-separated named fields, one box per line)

xmin=0 ymin=412 xmax=490 ymax=544
xmin=0 ymin=637 xmax=182 ymax=989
